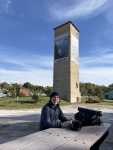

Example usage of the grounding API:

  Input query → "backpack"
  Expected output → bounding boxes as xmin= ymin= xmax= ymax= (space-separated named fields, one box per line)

xmin=74 ymin=107 xmax=102 ymax=126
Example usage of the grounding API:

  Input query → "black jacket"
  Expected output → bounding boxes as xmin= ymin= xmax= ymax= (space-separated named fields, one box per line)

xmin=40 ymin=101 xmax=68 ymax=130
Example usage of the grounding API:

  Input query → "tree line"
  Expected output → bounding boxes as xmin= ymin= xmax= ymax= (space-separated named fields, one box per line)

xmin=0 ymin=82 xmax=53 ymax=97
xmin=80 ymin=82 xmax=113 ymax=98
xmin=0 ymin=82 xmax=113 ymax=98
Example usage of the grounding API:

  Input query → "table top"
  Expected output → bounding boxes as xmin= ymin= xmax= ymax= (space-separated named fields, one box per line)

xmin=0 ymin=123 xmax=110 ymax=150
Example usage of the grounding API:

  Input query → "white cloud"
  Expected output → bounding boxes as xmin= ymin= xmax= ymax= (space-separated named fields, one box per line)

xmin=0 ymin=52 xmax=53 ymax=70
xmin=49 ymin=0 xmax=109 ymax=20
xmin=0 ymin=68 xmax=53 ymax=86
xmin=81 ymin=52 xmax=113 ymax=66
xmin=80 ymin=48 xmax=113 ymax=85
xmin=80 ymin=67 xmax=113 ymax=85
xmin=0 ymin=50 xmax=53 ymax=86
xmin=0 ymin=45 xmax=113 ymax=86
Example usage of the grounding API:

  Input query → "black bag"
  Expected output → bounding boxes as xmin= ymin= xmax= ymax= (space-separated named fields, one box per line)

xmin=74 ymin=107 xmax=102 ymax=126
xmin=70 ymin=120 xmax=82 ymax=131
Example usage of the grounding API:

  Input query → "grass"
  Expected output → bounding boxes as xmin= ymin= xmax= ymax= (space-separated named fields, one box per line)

xmin=0 ymin=96 xmax=70 ymax=109
xmin=80 ymin=98 xmax=113 ymax=109
xmin=0 ymin=96 xmax=113 ymax=110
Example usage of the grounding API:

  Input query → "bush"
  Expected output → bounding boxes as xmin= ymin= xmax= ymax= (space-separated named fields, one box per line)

xmin=32 ymin=95 xmax=39 ymax=103
xmin=85 ymin=96 xmax=100 ymax=103
xmin=44 ymin=86 xmax=53 ymax=97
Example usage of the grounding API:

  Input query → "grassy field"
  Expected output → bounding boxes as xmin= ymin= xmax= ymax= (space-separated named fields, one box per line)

xmin=0 ymin=96 xmax=70 ymax=109
xmin=80 ymin=100 xmax=113 ymax=110
xmin=0 ymin=96 xmax=113 ymax=109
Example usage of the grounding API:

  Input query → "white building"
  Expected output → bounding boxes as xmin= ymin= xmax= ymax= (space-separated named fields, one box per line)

xmin=0 ymin=90 xmax=7 ymax=98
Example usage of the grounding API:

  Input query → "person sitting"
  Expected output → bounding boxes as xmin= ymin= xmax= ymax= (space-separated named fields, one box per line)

xmin=40 ymin=92 xmax=71 ymax=130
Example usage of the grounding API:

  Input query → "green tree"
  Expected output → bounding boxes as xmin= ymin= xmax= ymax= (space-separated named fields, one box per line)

xmin=23 ymin=82 xmax=33 ymax=89
xmin=44 ymin=86 xmax=53 ymax=97
xmin=32 ymin=94 xmax=39 ymax=103
xmin=0 ymin=82 xmax=9 ymax=90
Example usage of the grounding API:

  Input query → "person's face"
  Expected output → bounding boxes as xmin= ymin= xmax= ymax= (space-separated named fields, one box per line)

xmin=51 ymin=96 xmax=60 ymax=105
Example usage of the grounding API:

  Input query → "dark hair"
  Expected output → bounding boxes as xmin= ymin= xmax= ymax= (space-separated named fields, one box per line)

xmin=50 ymin=92 xmax=59 ymax=99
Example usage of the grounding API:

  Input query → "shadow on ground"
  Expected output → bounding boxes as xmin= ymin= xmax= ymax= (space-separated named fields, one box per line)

xmin=0 ymin=112 xmax=74 ymax=144
xmin=0 ymin=113 xmax=41 ymax=144
xmin=0 ymin=111 xmax=113 ymax=148
xmin=0 ymin=121 xmax=40 ymax=144
xmin=0 ymin=113 xmax=41 ymax=122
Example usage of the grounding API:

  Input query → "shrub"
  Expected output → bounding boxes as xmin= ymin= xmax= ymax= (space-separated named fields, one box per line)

xmin=85 ymin=96 xmax=100 ymax=103
xmin=32 ymin=95 xmax=39 ymax=103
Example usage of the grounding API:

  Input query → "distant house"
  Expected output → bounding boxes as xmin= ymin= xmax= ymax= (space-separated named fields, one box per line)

xmin=19 ymin=88 xmax=32 ymax=97
xmin=104 ymin=91 xmax=113 ymax=100
xmin=0 ymin=90 xmax=7 ymax=98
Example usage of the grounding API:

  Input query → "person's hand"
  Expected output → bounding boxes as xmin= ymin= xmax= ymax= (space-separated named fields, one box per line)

xmin=62 ymin=120 xmax=72 ymax=128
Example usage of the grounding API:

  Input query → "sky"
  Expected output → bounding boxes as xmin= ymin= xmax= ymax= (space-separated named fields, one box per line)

xmin=0 ymin=0 xmax=113 ymax=86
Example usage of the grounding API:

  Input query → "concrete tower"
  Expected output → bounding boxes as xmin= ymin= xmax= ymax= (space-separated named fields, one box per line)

xmin=53 ymin=21 xmax=80 ymax=103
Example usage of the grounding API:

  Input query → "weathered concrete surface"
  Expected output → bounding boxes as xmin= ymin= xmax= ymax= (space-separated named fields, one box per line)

xmin=0 ymin=106 xmax=113 ymax=149
xmin=0 ymin=123 xmax=110 ymax=150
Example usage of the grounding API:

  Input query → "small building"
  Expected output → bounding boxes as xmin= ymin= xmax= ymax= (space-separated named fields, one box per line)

xmin=19 ymin=88 xmax=32 ymax=97
xmin=104 ymin=91 xmax=113 ymax=100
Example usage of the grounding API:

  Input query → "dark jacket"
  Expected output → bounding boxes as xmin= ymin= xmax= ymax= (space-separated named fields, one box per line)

xmin=40 ymin=100 xmax=68 ymax=130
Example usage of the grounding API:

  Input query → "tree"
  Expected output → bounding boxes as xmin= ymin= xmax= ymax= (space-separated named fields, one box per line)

xmin=12 ymin=83 xmax=21 ymax=97
xmin=0 ymin=82 xmax=9 ymax=90
xmin=80 ymin=82 xmax=107 ymax=99
xmin=44 ymin=86 xmax=53 ymax=97
xmin=23 ymin=82 xmax=33 ymax=89
xmin=32 ymin=94 xmax=39 ymax=103
xmin=108 ymin=84 xmax=113 ymax=91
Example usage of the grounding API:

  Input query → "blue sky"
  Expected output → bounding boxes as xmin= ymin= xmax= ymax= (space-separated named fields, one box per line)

xmin=0 ymin=0 xmax=113 ymax=86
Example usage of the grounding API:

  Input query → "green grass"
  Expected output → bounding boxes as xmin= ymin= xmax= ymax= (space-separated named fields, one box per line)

xmin=0 ymin=96 xmax=113 ymax=110
xmin=0 ymin=96 xmax=70 ymax=109
xmin=80 ymin=98 xmax=113 ymax=109
xmin=99 ymin=100 xmax=113 ymax=106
